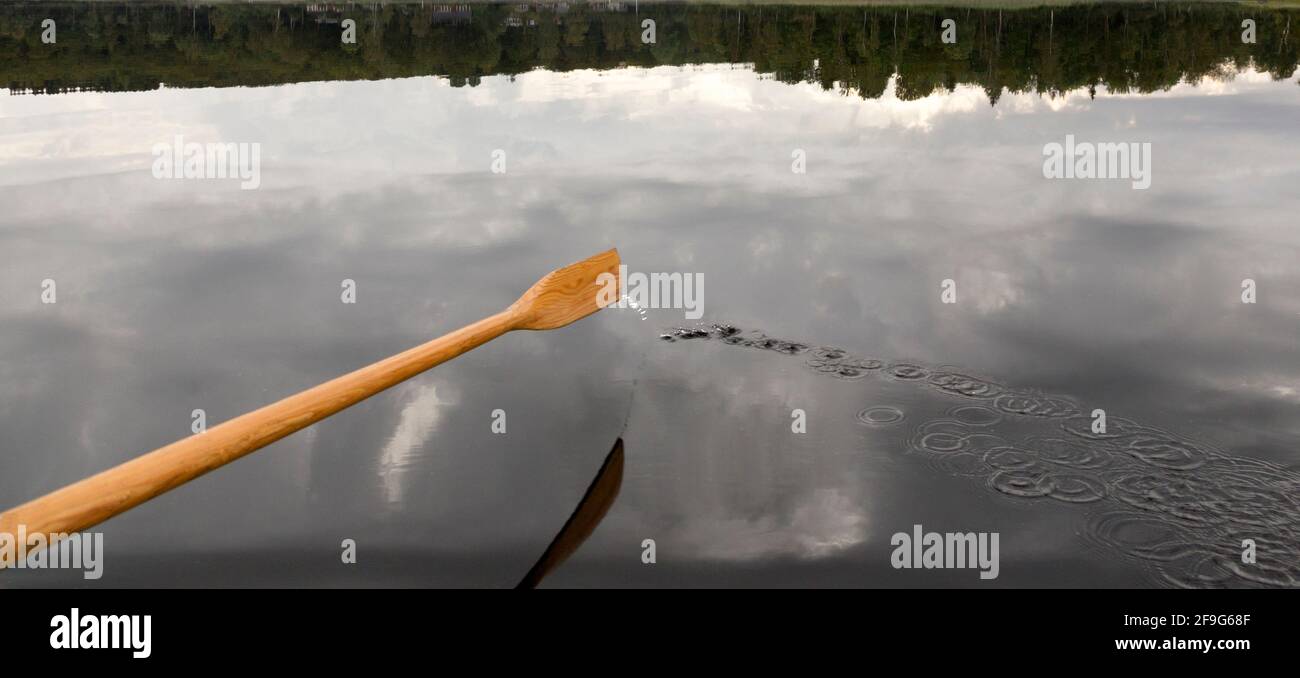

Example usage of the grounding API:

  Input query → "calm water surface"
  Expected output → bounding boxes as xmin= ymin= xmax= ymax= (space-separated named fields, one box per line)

xmin=1 ymin=3 xmax=1298 ymax=587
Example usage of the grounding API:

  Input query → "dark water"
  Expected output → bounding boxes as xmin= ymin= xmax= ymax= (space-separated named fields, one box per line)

xmin=1 ymin=2 xmax=1298 ymax=588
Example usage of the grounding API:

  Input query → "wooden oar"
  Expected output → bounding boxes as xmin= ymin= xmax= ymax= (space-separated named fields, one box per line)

xmin=0 ymin=248 xmax=621 ymax=561
xmin=517 ymin=438 xmax=625 ymax=589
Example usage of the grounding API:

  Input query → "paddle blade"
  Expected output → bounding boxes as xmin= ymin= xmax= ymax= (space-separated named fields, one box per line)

xmin=517 ymin=438 xmax=625 ymax=589
xmin=511 ymin=248 xmax=621 ymax=330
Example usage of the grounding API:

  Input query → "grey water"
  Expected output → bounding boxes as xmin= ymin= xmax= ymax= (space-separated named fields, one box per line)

xmin=1 ymin=3 xmax=1298 ymax=587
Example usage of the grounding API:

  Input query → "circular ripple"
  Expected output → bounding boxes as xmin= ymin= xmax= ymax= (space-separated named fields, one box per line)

xmin=1122 ymin=433 xmax=1210 ymax=471
xmin=1110 ymin=473 xmax=1220 ymax=526
xmin=857 ymin=406 xmax=905 ymax=426
xmin=1128 ymin=540 xmax=1216 ymax=563
xmin=807 ymin=347 xmax=847 ymax=363
xmin=1207 ymin=454 xmax=1299 ymax=485
xmin=1212 ymin=465 xmax=1300 ymax=512
xmin=919 ymin=432 xmax=966 ymax=453
xmin=984 ymin=446 xmax=1046 ymax=472
xmin=907 ymin=420 xmax=979 ymax=456
xmin=961 ymin=433 xmax=1010 ymax=455
xmin=1157 ymin=552 xmax=1239 ymax=589
xmin=747 ymin=336 xmax=809 ymax=354
xmin=1082 ymin=511 xmax=1192 ymax=561
xmin=989 ymin=469 xmax=1053 ymax=498
xmin=1225 ymin=555 xmax=1300 ymax=588
xmin=662 ymin=324 xmax=1300 ymax=588
xmin=829 ymin=365 xmax=870 ymax=379
xmin=807 ymin=350 xmax=882 ymax=379
xmin=994 ymin=393 xmax=1080 ymax=418
xmin=887 ymin=363 xmax=930 ymax=380
xmin=844 ymin=357 xmax=884 ymax=371
xmin=1045 ymin=473 xmax=1107 ymax=503
xmin=927 ymin=372 xmax=1005 ymax=399
xmin=949 ymin=405 xmax=1003 ymax=427
xmin=1216 ymin=475 xmax=1300 ymax=515
xmin=1026 ymin=436 xmax=1113 ymax=470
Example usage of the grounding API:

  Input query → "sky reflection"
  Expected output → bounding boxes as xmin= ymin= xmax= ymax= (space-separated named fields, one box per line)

xmin=1 ymin=56 xmax=1297 ymax=587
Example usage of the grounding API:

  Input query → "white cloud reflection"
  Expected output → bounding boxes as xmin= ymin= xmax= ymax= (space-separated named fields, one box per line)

xmin=1 ymin=60 xmax=1297 ymax=576
xmin=378 ymin=382 xmax=455 ymax=507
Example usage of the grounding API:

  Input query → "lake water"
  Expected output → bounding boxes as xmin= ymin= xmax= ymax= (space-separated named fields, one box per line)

xmin=1 ymin=2 xmax=1298 ymax=588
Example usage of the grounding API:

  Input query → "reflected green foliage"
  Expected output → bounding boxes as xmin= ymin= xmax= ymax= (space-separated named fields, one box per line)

xmin=2 ymin=3 xmax=1296 ymax=101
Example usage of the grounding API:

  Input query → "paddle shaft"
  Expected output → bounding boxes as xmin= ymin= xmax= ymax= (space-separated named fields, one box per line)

xmin=0 ymin=309 xmax=517 ymax=545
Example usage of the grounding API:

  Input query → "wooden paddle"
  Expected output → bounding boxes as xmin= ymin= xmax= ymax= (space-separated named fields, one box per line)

xmin=0 ymin=248 xmax=621 ymax=559
xmin=517 ymin=438 xmax=625 ymax=589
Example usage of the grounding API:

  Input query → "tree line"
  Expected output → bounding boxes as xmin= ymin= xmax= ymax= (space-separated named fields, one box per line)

xmin=2 ymin=3 xmax=1296 ymax=102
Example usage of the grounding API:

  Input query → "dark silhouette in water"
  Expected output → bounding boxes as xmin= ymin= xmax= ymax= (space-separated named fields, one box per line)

xmin=517 ymin=438 xmax=625 ymax=589
xmin=2 ymin=3 xmax=1297 ymax=102
xmin=663 ymin=324 xmax=1300 ymax=589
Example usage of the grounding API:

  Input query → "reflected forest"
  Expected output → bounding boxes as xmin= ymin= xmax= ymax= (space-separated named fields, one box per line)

xmin=2 ymin=3 xmax=1298 ymax=103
